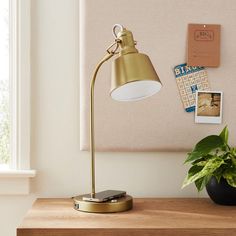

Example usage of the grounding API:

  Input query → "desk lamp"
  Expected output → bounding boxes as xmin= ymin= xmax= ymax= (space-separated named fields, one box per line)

xmin=73 ymin=24 xmax=162 ymax=213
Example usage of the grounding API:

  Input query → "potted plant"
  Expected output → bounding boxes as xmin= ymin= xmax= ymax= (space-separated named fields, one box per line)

xmin=182 ymin=126 xmax=236 ymax=205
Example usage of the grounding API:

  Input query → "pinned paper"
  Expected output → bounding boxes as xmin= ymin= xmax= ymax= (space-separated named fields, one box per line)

xmin=174 ymin=63 xmax=210 ymax=112
xmin=187 ymin=24 xmax=221 ymax=67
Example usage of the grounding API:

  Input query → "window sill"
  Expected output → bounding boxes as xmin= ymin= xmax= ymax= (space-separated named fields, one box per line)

xmin=0 ymin=169 xmax=36 ymax=195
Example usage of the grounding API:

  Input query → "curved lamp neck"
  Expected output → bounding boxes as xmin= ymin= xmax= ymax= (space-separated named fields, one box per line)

xmin=89 ymin=24 xmax=161 ymax=196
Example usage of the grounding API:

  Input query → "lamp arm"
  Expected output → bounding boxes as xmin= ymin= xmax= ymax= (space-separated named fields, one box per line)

xmin=90 ymin=52 xmax=116 ymax=197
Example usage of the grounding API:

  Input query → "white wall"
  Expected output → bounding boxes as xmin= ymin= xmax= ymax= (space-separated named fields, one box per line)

xmin=0 ymin=0 xmax=206 ymax=236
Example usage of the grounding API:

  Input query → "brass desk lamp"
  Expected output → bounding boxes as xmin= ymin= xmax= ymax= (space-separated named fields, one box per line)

xmin=74 ymin=24 xmax=162 ymax=213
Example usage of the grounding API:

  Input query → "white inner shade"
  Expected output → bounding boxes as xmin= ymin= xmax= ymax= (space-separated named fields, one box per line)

xmin=111 ymin=80 xmax=162 ymax=101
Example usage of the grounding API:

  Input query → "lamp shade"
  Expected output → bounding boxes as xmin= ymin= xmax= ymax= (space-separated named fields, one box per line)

xmin=110 ymin=53 xmax=162 ymax=101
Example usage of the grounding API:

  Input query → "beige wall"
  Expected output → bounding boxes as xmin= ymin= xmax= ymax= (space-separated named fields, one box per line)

xmin=0 ymin=1 xmax=206 ymax=235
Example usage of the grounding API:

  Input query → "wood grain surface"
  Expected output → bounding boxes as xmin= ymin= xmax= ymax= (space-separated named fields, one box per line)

xmin=17 ymin=198 xmax=236 ymax=236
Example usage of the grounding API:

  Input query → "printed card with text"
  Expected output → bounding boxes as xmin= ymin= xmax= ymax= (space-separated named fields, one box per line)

xmin=174 ymin=63 xmax=210 ymax=112
xmin=187 ymin=24 xmax=221 ymax=67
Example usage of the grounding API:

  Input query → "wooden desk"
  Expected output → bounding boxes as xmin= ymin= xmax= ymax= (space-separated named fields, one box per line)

xmin=17 ymin=198 xmax=236 ymax=236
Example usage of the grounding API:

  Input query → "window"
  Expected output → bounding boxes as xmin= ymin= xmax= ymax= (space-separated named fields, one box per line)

xmin=0 ymin=0 xmax=35 ymax=195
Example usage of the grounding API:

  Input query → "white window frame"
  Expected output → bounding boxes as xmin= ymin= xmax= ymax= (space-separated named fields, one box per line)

xmin=0 ymin=0 xmax=35 ymax=195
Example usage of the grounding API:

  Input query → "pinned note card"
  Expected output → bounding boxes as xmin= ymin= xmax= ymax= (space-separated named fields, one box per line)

xmin=187 ymin=24 xmax=221 ymax=67
xmin=174 ymin=63 xmax=211 ymax=112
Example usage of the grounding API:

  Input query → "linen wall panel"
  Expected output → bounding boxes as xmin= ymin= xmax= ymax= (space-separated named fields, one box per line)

xmin=80 ymin=0 xmax=236 ymax=151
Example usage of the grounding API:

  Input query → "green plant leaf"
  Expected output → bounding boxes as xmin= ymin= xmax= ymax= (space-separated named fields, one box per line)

xmin=192 ymin=156 xmax=209 ymax=165
xmin=195 ymin=160 xmax=208 ymax=166
xmin=188 ymin=165 xmax=204 ymax=177
xmin=231 ymin=156 xmax=236 ymax=167
xmin=230 ymin=147 xmax=236 ymax=156
xmin=182 ymin=165 xmax=203 ymax=189
xmin=214 ymin=174 xmax=222 ymax=183
xmin=182 ymin=157 xmax=224 ymax=189
xmin=185 ymin=135 xmax=224 ymax=163
xmin=195 ymin=175 xmax=212 ymax=192
xmin=223 ymin=168 xmax=236 ymax=188
xmin=213 ymin=166 xmax=225 ymax=183
xmin=219 ymin=126 xmax=229 ymax=144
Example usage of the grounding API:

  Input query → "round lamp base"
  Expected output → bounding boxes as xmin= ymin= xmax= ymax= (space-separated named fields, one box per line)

xmin=73 ymin=194 xmax=133 ymax=213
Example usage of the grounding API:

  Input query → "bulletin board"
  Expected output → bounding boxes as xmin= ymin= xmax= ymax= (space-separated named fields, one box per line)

xmin=80 ymin=0 xmax=236 ymax=151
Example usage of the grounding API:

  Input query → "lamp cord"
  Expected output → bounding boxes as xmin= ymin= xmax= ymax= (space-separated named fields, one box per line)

xmin=112 ymin=24 xmax=124 ymax=39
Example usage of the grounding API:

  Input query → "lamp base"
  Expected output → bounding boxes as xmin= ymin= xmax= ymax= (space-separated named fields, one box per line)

xmin=73 ymin=194 xmax=133 ymax=213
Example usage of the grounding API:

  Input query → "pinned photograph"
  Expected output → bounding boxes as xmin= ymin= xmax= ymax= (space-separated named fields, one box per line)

xmin=195 ymin=91 xmax=223 ymax=124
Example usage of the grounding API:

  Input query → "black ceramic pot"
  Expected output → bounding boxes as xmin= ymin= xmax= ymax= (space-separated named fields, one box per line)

xmin=206 ymin=176 xmax=236 ymax=205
